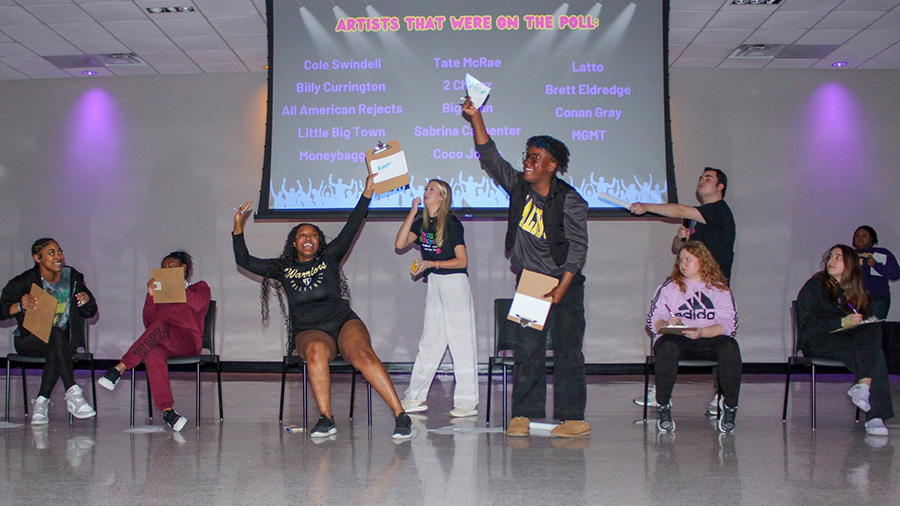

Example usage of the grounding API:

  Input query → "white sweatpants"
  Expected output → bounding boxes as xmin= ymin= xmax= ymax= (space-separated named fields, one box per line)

xmin=405 ymin=273 xmax=479 ymax=407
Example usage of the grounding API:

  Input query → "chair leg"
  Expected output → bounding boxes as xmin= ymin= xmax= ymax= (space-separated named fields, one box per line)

xmin=89 ymin=358 xmax=97 ymax=414
xmin=811 ymin=364 xmax=817 ymax=430
xmin=642 ymin=358 xmax=651 ymax=422
xmin=278 ymin=357 xmax=289 ymax=424
xmin=349 ymin=369 xmax=357 ymax=420
xmin=20 ymin=363 xmax=29 ymax=417
xmin=130 ymin=369 xmax=136 ymax=428
xmin=146 ymin=376 xmax=153 ymax=421
xmin=366 ymin=380 xmax=372 ymax=428
xmin=216 ymin=360 xmax=224 ymax=422
xmin=782 ymin=361 xmax=791 ymax=422
xmin=195 ymin=363 xmax=201 ymax=426
xmin=5 ymin=361 xmax=12 ymax=422
xmin=502 ymin=365 xmax=509 ymax=431
xmin=485 ymin=363 xmax=493 ymax=427
xmin=302 ymin=362 xmax=308 ymax=430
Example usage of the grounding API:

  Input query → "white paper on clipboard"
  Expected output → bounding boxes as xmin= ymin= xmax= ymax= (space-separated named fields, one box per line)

xmin=370 ymin=151 xmax=408 ymax=183
xmin=465 ymin=73 xmax=491 ymax=109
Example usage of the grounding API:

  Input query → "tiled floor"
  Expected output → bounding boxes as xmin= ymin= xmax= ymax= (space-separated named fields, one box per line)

xmin=1 ymin=371 xmax=898 ymax=505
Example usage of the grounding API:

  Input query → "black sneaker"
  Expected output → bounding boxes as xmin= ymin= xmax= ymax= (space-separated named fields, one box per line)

xmin=718 ymin=404 xmax=737 ymax=433
xmin=657 ymin=402 xmax=675 ymax=432
xmin=163 ymin=409 xmax=187 ymax=432
xmin=393 ymin=412 xmax=412 ymax=440
xmin=310 ymin=415 xmax=337 ymax=438
xmin=98 ymin=367 xmax=121 ymax=391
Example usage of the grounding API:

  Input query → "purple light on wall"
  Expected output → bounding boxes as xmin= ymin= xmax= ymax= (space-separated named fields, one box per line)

xmin=801 ymin=82 xmax=868 ymax=186
xmin=64 ymin=87 xmax=123 ymax=180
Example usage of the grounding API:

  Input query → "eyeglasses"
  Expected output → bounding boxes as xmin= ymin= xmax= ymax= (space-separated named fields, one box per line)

xmin=522 ymin=152 xmax=552 ymax=165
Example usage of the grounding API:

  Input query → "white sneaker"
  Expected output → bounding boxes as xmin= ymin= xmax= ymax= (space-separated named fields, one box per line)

xmin=449 ymin=405 xmax=478 ymax=418
xmin=633 ymin=385 xmax=658 ymax=407
xmin=401 ymin=397 xmax=428 ymax=413
xmin=65 ymin=385 xmax=96 ymax=419
xmin=31 ymin=396 xmax=50 ymax=425
xmin=864 ymin=418 xmax=889 ymax=436
xmin=704 ymin=394 xmax=723 ymax=417
xmin=848 ymin=383 xmax=871 ymax=412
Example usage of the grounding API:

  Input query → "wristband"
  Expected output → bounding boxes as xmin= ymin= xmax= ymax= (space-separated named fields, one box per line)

xmin=18 ymin=302 xmax=23 ymax=313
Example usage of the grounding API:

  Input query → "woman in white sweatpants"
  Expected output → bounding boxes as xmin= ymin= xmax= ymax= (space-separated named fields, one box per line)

xmin=394 ymin=179 xmax=479 ymax=417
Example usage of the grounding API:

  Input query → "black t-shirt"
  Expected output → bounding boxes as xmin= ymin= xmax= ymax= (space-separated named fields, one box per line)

xmin=684 ymin=200 xmax=735 ymax=280
xmin=411 ymin=214 xmax=467 ymax=276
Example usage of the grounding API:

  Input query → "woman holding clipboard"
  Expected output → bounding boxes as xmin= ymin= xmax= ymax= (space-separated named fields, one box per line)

xmin=97 ymin=250 xmax=209 ymax=432
xmin=796 ymin=244 xmax=893 ymax=436
xmin=647 ymin=241 xmax=739 ymax=433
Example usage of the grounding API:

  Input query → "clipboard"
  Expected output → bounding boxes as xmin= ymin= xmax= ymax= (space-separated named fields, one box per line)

xmin=150 ymin=267 xmax=187 ymax=304
xmin=365 ymin=139 xmax=410 ymax=194
xmin=507 ymin=270 xmax=559 ymax=330
xmin=658 ymin=326 xmax=698 ymax=335
xmin=830 ymin=318 xmax=885 ymax=333
xmin=23 ymin=284 xmax=57 ymax=343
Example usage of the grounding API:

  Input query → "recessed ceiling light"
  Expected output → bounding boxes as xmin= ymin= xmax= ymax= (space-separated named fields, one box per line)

xmin=82 ymin=70 xmax=97 ymax=76
xmin=832 ymin=61 xmax=848 ymax=68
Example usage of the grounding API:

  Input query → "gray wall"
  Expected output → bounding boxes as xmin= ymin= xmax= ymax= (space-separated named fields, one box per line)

xmin=1 ymin=69 xmax=898 ymax=363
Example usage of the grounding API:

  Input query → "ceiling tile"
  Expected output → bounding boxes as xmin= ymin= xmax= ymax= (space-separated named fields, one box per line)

xmin=669 ymin=10 xmax=715 ymax=29
xmin=777 ymin=0 xmax=842 ymax=11
xmin=79 ymin=1 xmax=149 ymax=22
xmin=138 ymin=51 xmax=192 ymax=65
xmin=22 ymin=40 xmax=80 ymax=56
xmin=1 ymin=55 xmax=69 ymax=77
xmin=671 ymin=58 xmax=722 ymax=68
xmin=0 ymin=6 xmax=42 ymax=26
xmin=109 ymin=64 xmax=158 ymax=76
xmin=836 ymin=0 xmax=900 ymax=11
xmin=825 ymin=43 xmax=889 ymax=59
xmin=119 ymin=36 xmax=179 ymax=52
xmin=707 ymin=11 xmax=771 ymax=30
xmin=815 ymin=11 xmax=883 ymax=29
xmin=186 ymin=48 xmax=240 ymax=64
xmin=0 ymin=61 xmax=27 ymax=80
xmin=693 ymin=28 xmax=752 ymax=45
xmin=680 ymin=43 xmax=735 ymax=59
xmin=154 ymin=18 xmax=216 ymax=37
xmin=49 ymin=22 xmax=114 ymax=40
xmin=71 ymin=39 xmax=131 ymax=54
xmin=760 ymin=11 xmax=828 ymax=29
xmin=670 ymin=0 xmax=728 ymax=10
xmin=172 ymin=34 xmax=227 ymax=51
xmin=2 ymin=23 xmax=63 ymax=42
xmin=869 ymin=12 xmax=900 ymax=29
xmin=0 ymin=42 xmax=33 ymax=57
xmin=717 ymin=58 xmax=769 ymax=69
xmin=197 ymin=62 xmax=247 ymax=72
xmin=669 ymin=28 xmax=701 ymax=45
xmin=192 ymin=0 xmax=259 ymax=17
xmin=795 ymin=28 xmax=860 ymax=44
xmin=764 ymin=58 xmax=818 ymax=68
xmin=102 ymin=20 xmax=165 ymax=38
xmin=222 ymin=33 xmax=265 ymax=50
xmin=152 ymin=62 xmax=202 ymax=74
xmin=23 ymin=4 xmax=93 ymax=24
xmin=744 ymin=29 xmax=806 ymax=44
xmin=847 ymin=29 xmax=900 ymax=44
xmin=208 ymin=15 xmax=265 ymax=35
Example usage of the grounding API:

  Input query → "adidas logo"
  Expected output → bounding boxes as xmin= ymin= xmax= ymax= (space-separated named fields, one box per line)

xmin=676 ymin=291 xmax=718 ymax=320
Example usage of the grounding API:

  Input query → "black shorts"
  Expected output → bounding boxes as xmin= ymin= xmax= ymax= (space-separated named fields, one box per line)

xmin=293 ymin=310 xmax=361 ymax=345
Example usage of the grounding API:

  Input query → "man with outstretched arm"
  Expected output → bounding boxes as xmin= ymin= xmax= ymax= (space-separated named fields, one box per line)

xmin=462 ymin=97 xmax=590 ymax=438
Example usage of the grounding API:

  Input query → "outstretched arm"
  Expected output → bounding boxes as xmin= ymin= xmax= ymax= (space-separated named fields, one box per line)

xmin=629 ymin=202 xmax=705 ymax=223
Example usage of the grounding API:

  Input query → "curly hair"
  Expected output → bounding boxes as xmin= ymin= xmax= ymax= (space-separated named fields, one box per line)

xmin=259 ymin=223 xmax=351 ymax=352
xmin=669 ymin=241 xmax=729 ymax=292
xmin=162 ymin=250 xmax=193 ymax=281
xmin=526 ymin=135 xmax=570 ymax=174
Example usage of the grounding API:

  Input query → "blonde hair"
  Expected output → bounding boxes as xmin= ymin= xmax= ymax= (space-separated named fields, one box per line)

xmin=669 ymin=241 xmax=730 ymax=292
xmin=422 ymin=179 xmax=453 ymax=247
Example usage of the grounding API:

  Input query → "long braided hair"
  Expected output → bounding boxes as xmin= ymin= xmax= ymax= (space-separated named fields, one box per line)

xmin=260 ymin=223 xmax=351 ymax=353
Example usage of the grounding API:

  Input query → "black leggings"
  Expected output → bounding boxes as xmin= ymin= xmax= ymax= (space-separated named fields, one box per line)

xmin=14 ymin=327 xmax=75 ymax=398
xmin=654 ymin=334 xmax=742 ymax=408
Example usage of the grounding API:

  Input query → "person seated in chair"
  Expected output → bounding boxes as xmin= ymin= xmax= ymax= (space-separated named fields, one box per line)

xmin=647 ymin=241 xmax=739 ymax=433
xmin=796 ymin=244 xmax=893 ymax=436
xmin=98 ymin=250 xmax=210 ymax=432
xmin=232 ymin=174 xmax=413 ymax=440
xmin=0 ymin=238 xmax=98 ymax=424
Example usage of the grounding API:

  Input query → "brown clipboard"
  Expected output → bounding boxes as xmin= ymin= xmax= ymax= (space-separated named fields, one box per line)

xmin=507 ymin=270 xmax=559 ymax=330
xmin=150 ymin=267 xmax=187 ymax=304
xmin=23 ymin=284 xmax=58 ymax=343
xmin=365 ymin=139 xmax=410 ymax=194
